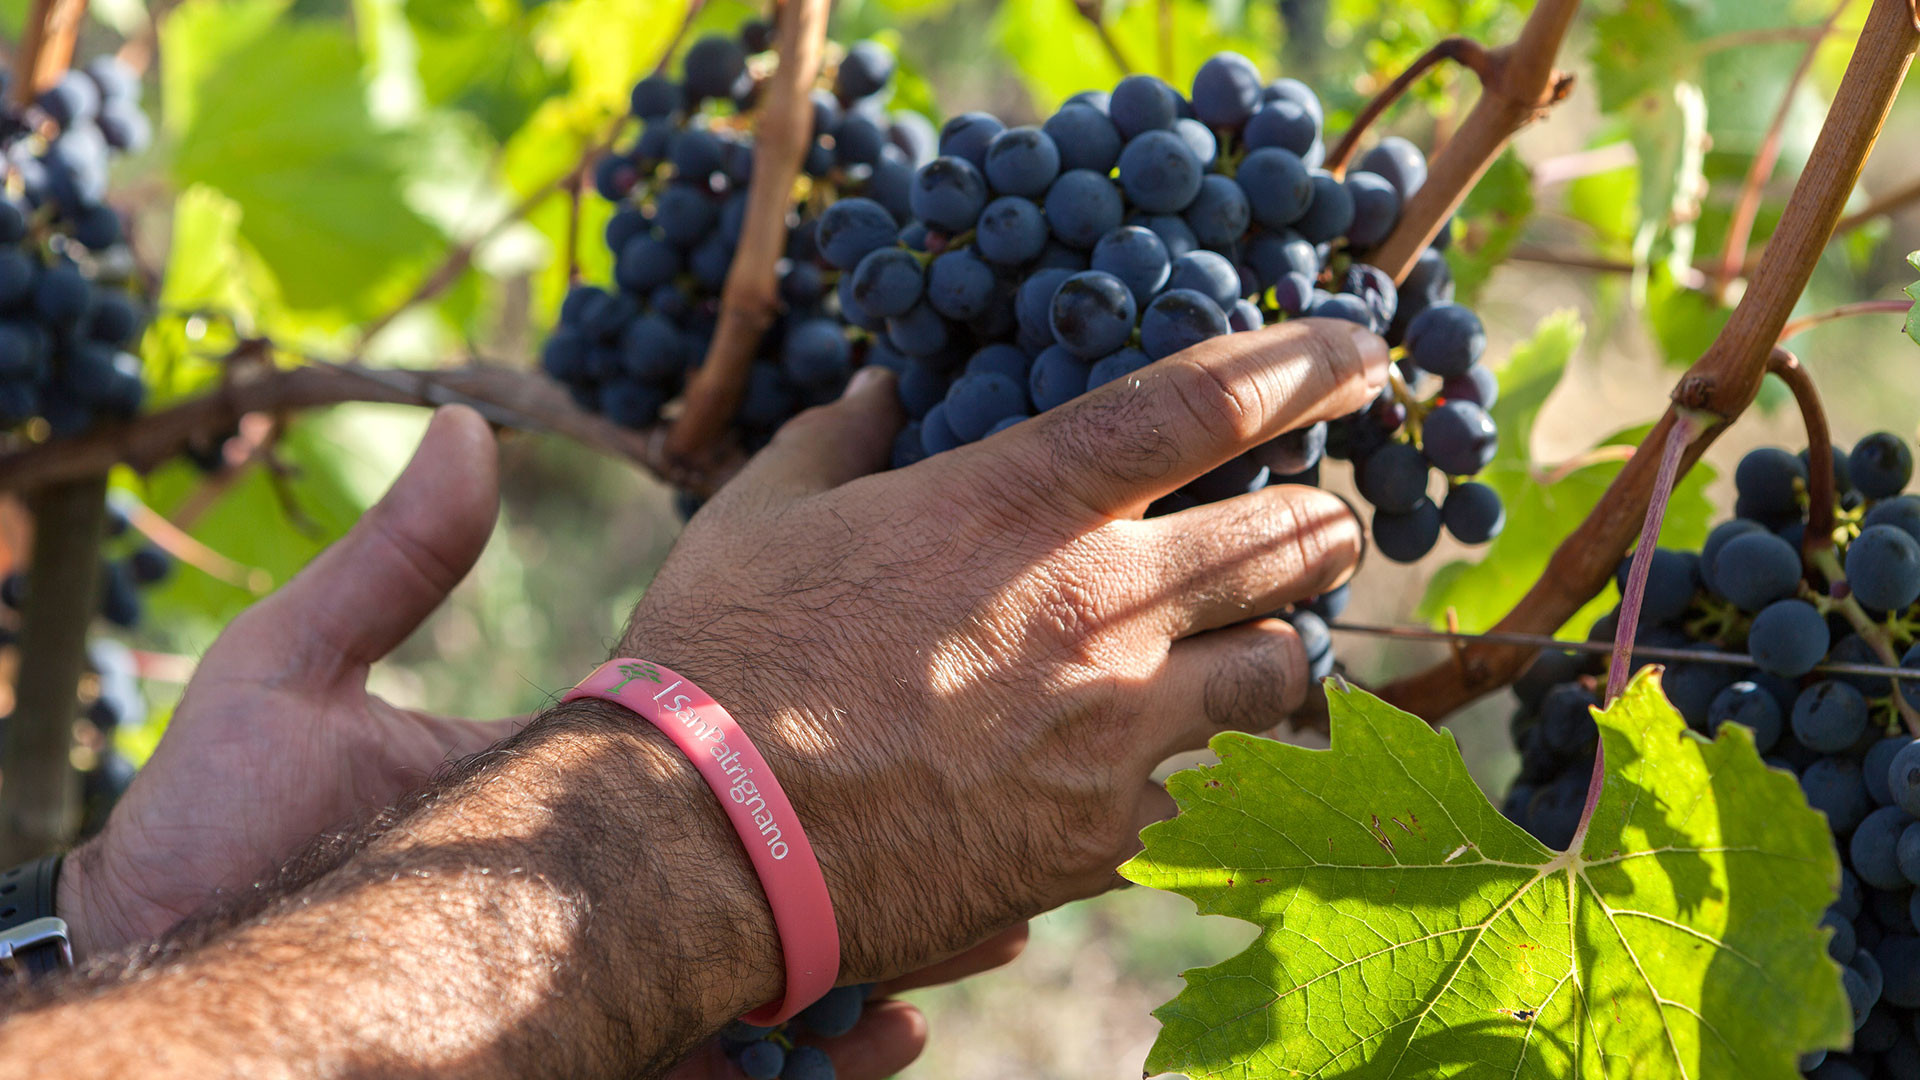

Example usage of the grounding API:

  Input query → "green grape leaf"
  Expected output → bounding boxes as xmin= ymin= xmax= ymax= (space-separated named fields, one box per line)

xmin=1906 ymin=250 xmax=1919 ymax=347
xmin=1122 ymin=671 xmax=1849 ymax=1079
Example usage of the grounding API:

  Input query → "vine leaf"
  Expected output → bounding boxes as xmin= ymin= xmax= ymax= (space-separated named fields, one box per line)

xmin=1905 ymin=250 xmax=1918 ymax=347
xmin=1121 ymin=670 xmax=1848 ymax=1079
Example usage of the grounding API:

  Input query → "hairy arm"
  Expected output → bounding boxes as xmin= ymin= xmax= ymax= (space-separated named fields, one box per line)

xmin=0 ymin=704 xmax=778 ymax=1080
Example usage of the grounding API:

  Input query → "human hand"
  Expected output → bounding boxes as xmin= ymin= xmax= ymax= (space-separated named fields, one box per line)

xmin=620 ymin=318 xmax=1389 ymax=984
xmin=59 ymin=408 xmax=517 ymax=957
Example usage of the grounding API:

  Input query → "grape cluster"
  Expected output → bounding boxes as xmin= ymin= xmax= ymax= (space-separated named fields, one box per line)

xmin=542 ymin=25 xmax=929 ymax=447
xmin=809 ymin=55 xmax=1498 ymax=572
xmin=0 ymin=57 xmax=152 ymax=434
xmin=719 ymin=983 xmax=876 ymax=1080
xmin=1502 ymin=431 xmax=1920 ymax=1078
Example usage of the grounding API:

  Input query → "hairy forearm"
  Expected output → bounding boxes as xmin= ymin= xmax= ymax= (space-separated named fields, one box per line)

xmin=0 ymin=705 xmax=779 ymax=1080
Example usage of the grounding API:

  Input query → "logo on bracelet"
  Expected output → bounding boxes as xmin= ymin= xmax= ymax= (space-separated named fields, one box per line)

xmin=609 ymin=661 xmax=662 ymax=693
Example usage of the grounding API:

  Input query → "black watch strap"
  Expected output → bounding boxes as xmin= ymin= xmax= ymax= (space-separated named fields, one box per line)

xmin=0 ymin=855 xmax=72 ymax=979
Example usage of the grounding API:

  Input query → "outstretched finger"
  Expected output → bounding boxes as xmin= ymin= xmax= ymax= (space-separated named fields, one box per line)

xmin=1000 ymin=320 xmax=1387 ymax=519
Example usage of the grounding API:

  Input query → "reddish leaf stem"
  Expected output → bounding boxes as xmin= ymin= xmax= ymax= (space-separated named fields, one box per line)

xmin=1605 ymin=411 xmax=1702 ymax=703
xmin=1070 ymin=0 xmax=1136 ymax=76
xmin=1778 ymin=297 xmax=1914 ymax=339
xmin=1767 ymin=348 xmax=1837 ymax=564
xmin=1326 ymin=37 xmax=1496 ymax=177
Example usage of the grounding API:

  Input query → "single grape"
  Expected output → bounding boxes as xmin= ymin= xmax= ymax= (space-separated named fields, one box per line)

xmin=910 ymin=156 xmax=989 ymax=232
xmin=1084 ymin=347 xmax=1153 ymax=391
xmin=983 ymin=126 xmax=1061 ymax=198
xmin=1708 ymin=681 xmax=1784 ymax=753
xmin=1404 ymin=303 xmax=1485 ymax=378
xmin=1372 ymin=498 xmax=1444 ymax=563
xmin=1734 ymin=446 xmax=1809 ymax=522
xmin=1342 ymin=171 xmax=1400 ymax=250
xmin=1852 ymin=432 xmax=1914 ymax=499
xmin=1190 ymin=52 xmax=1262 ymax=128
xmin=1793 ymin=680 xmax=1870 ymax=755
xmin=780 ymin=1045 xmax=835 ymax=1080
xmin=1865 ymin=495 xmax=1920 ymax=544
xmin=1050 ymin=271 xmax=1138 ymax=359
xmin=1803 ymin=756 xmax=1873 ymax=835
xmin=817 ymin=198 xmax=900 ymax=270
xmin=737 ymin=1040 xmax=786 ymax=1080
xmin=1709 ymin=531 xmax=1802 ymax=611
xmin=975 ymin=196 xmax=1048 ymax=265
xmin=1421 ymin=399 xmax=1498 ymax=476
xmin=1357 ymin=441 xmax=1430 ymax=514
xmin=920 ymin=402 xmax=962 ymax=455
xmin=1441 ymin=482 xmax=1504 ymax=544
xmin=1139 ymin=288 xmax=1229 ymax=360
xmin=1028 ymin=346 xmax=1091 ymax=411
xmin=1091 ymin=225 xmax=1172 ymax=307
xmin=682 ymin=34 xmax=747 ymax=100
xmin=944 ymin=373 xmax=1028 ymax=441
xmin=1042 ymin=103 xmax=1122 ymax=174
xmin=896 ymin=360 xmax=948 ymax=419
xmin=924 ymin=250 xmax=997 ymax=322
xmin=836 ymin=41 xmax=895 ymax=101
xmin=1182 ymin=174 xmax=1251 ymax=251
xmin=1044 ymin=170 xmax=1125 ymax=249
xmin=885 ymin=303 xmax=952 ymax=358
xmin=1228 ymin=298 xmax=1262 ymax=333
xmin=1611 ymin=548 xmax=1699 ymax=624
xmin=797 ymin=985 xmax=868 ymax=1038
xmin=1888 ymin=740 xmax=1920 ymax=817
xmin=1243 ymin=101 xmax=1317 ymax=156
xmin=1859 ymin=806 xmax=1920 ymax=892
xmin=1292 ymin=171 xmax=1354 ymax=244
xmin=1823 ymin=910 xmax=1859 ymax=965
xmin=1109 ymin=74 xmax=1179 ymax=139
xmin=1016 ymin=267 xmax=1076 ymax=340
xmin=1440 ymin=365 xmax=1498 ymax=410
xmin=1251 ymin=423 xmax=1327 ymax=477
xmin=1245 ymin=229 xmax=1317 ymax=288
xmin=1172 ymin=118 xmax=1217 ymax=168
xmin=1310 ymin=293 xmax=1374 ymax=329
xmin=1117 ymin=129 xmax=1203 ymax=214
xmin=1357 ymin=136 xmax=1428 ymax=199
xmin=1746 ymin=598 xmax=1829 ymax=677
xmin=834 ymin=111 xmax=888 ymax=167
xmin=1846 ymin=524 xmax=1920 ymax=612
xmin=1235 ymin=148 xmax=1311 ymax=229
xmin=1164 ymin=250 xmax=1239 ymax=309
xmin=782 ymin=319 xmax=851 ymax=388
xmin=937 ymin=112 xmax=1004 ymax=168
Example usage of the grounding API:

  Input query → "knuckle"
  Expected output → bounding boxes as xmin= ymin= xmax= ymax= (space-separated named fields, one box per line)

xmin=1163 ymin=357 xmax=1265 ymax=449
xmin=1202 ymin=624 xmax=1307 ymax=730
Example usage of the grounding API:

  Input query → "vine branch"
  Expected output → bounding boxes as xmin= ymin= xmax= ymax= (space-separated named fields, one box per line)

xmin=1366 ymin=0 xmax=1581 ymax=281
xmin=1326 ymin=37 xmax=1496 ymax=177
xmin=1381 ymin=0 xmax=1920 ymax=721
xmin=0 ymin=357 xmax=744 ymax=496
xmin=11 ymin=0 xmax=86 ymax=108
xmin=667 ymin=0 xmax=831 ymax=458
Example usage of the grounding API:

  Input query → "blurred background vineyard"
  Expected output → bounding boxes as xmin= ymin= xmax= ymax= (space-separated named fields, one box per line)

xmin=14 ymin=0 xmax=1919 ymax=1073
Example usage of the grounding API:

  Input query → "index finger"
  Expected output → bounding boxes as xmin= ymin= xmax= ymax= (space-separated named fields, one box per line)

xmin=1001 ymin=318 xmax=1388 ymax=518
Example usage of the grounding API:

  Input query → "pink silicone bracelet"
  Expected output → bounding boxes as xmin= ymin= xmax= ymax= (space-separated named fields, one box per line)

xmin=564 ymin=658 xmax=839 ymax=1024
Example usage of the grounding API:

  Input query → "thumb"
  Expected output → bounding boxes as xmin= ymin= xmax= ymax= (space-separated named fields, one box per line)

xmin=219 ymin=405 xmax=501 ymax=686
xmin=731 ymin=366 xmax=904 ymax=499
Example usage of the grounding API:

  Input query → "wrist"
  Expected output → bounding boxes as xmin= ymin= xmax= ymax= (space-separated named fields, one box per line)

xmin=523 ymin=699 xmax=786 ymax=1026
xmin=53 ymin=838 xmax=146 ymax=961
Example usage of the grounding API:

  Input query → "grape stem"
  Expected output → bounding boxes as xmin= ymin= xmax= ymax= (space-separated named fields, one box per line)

xmin=1767 ymin=347 xmax=1837 ymax=562
xmin=1708 ymin=0 xmax=1854 ymax=302
xmin=1380 ymin=0 xmax=1920 ymax=722
xmin=1604 ymin=409 xmax=1703 ymax=704
xmin=1778 ymin=298 xmax=1915 ymax=340
xmin=1810 ymin=545 xmax=1920 ymax=734
xmin=1068 ymin=0 xmax=1136 ymax=77
xmin=1324 ymin=37 xmax=1497 ymax=178
xmin=667 ymin=0 xmax=832 ymax=459
xmin=1365 ymin=0 xmax=1581 ymax=280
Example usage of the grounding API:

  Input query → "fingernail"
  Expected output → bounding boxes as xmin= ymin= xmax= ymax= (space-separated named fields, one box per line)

xmin=1350 ymin=325 xmax=1390 ymax=388
xmin=842 ymin=365 xmax=892 ymax=399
